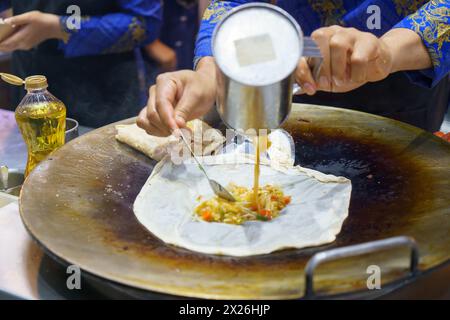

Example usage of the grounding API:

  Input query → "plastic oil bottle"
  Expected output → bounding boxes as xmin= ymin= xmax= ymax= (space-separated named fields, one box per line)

xmin=1 ymin=73 xmax=66 ymax=177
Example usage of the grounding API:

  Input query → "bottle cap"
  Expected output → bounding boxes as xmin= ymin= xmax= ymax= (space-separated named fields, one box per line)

xmin=0 ymin=73 xmax=48 ymax=89
xmin=0 ymin=72 xmax=24 ymax=86
xmin=24 ymin=75 xmax=48 ymax=90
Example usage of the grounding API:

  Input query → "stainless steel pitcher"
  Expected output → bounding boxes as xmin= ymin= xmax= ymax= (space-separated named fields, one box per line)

xmin=212 ymin=3 xmax=322 ymax=131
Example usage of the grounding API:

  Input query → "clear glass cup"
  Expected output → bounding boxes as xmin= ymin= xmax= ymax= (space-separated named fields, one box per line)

xmin=65 ymin=118 xmax=79 ymax=142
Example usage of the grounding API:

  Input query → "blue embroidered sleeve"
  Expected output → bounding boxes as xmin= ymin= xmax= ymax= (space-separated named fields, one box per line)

xmin=195 ymin=0 xmax=261 ymax=67
xmin=393 ymin=0 xmax=450 ymax=87
xmin=58 ymin=0 xmax=162 ymax=58
xmin=0 ymin=0 xmax=10 ymax=12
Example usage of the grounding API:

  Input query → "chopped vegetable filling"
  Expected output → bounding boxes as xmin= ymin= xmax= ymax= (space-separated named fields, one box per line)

xmin=194 ymin=183 xmax=291 ymax=225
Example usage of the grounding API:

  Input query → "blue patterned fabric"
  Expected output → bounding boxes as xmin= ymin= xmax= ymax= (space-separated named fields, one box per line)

xmin=195 ymin=0 xmax=449 ymax=87
xmin=59 ymin=0 xmax=162 ymax=57
xmin=394 ymin=0 xmax=450 ymax=87
xmin=0 ymin=0 xmax=162 ymax=58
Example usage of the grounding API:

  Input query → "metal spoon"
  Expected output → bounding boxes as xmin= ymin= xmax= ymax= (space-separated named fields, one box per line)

xmin=177 ymin=131 xmax=236 ymax=202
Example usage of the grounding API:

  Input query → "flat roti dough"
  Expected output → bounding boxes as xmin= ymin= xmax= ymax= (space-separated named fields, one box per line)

xmin=116 ymin=120 xmax=225 ymax=161
xmin=116 ymin=124 xmax=178 ymax=161
xmin=134 ymin=153 xmax=352 ymax=256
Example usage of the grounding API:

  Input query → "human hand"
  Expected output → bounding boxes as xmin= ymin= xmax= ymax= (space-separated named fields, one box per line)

xmin=137 ymin=57 xmax=217 ymax=137
xmin=145 ymin=39 xmax=178 ymax=72
xmin=295 ymin=25 xmax=393 ymax=95
xmin=0 ymin=11 xmax=64 ymax=52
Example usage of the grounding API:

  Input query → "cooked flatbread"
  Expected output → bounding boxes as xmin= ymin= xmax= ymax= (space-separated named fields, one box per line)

xmin=115 ymin=119 xmax=225 ymax=161
xmin=134 ymin=153 xmax=351 ymax=256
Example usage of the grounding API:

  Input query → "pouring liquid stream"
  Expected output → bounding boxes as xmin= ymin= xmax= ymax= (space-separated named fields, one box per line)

xmin=253 ymin=135 xmax=260 ymax=209
xmin=252 ymin=134 xmax=270 ymax=210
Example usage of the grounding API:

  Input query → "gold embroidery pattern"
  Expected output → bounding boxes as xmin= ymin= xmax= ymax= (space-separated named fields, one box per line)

xmin=403 ymin=0 xmax=450 ymax=67
xmin=308 ymin=0 xmax=346 ymax=26
xmin=394 ymin=0 xmax=427 ymax=17
xmin=61 ymin=15 xmax=91 ymax=43
xmin=202 ymin=1 xmax=234 ymax=23
xmin=103 ymin=17 xmax=147 ymax=54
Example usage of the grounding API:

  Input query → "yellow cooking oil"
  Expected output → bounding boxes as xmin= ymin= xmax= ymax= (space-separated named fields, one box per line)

xmin=16 ymin=101 xmax=66 ymax=176
xmin=1 ymin=73 xmax=66 ymax=177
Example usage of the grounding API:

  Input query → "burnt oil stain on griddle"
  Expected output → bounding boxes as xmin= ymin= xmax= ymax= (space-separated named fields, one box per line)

xmin=93 ymin=150 xmax=163 ymax=251
xmin=289 ymin=126 xmax=423 ymax=246
xmin=94 ymin=125 xmax=429 ymax=269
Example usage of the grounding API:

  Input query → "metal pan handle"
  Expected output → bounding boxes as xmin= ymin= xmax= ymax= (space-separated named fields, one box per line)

xmin=292 ymin=37 xmax=323 ymax=95
xmin=304 ymin=236 xmax=419 ymax=298
xmin=303 ymin=37 xmax=323 ymax=81
xmin=303 ymin=37 xmax=322 ymax=57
